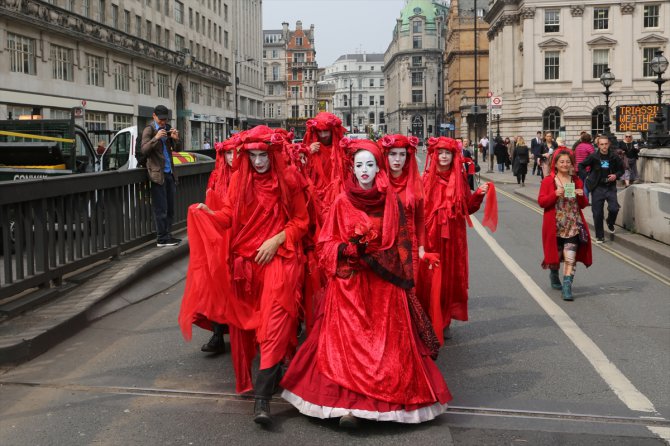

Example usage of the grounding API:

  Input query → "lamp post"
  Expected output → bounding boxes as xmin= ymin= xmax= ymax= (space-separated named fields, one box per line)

xmin=234 ymin=57 xmax=254 ymax=131
xmin=349 ymin=81 xmax=353 ymax=131
xmin=599 ymin=67 xmax=615 ymax=139
xmin=648 ymin=51 xmax=669 ymax=148
xmin=496 ymin=114 xmax=500 ymax=138
xmin=375 ymin=100 xmax=378 ymax=134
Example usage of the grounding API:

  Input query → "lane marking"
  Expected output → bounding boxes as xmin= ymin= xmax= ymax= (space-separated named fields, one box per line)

xmin=471 ymin=216 xmax=658 ymax=414
xmin=495 ymin=188 xmax=670 ymax=287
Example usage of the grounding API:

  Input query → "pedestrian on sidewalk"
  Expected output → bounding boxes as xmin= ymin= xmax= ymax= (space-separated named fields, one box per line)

xmin=578 ymin=135 xmax=624 ymax=243
xmin=479 ymin=135 xmax=489 ymax=165
xmin=574 ymin=133 xmax=595 ymax=202
xmin=281 ymin=139 xmax=451 ymax=428
xmin=141 ymin=104 xmax=182 ymax=247
xmin=531 ymin=131 xmax=543 ymax=176
xmin=512 ymin=136 xmax=529 ymax=186
xmin=618 ymin=132 xmax=639 ymax=184
xmin=195 ymin=126 xmax=309 ymax=426
xmin=494 ymin=137 xmax=507 ymax=173
xmin=540 ymin=132 xmax=559 ymax=179
xmin=538 ymin=149 xmax=592 ymax=301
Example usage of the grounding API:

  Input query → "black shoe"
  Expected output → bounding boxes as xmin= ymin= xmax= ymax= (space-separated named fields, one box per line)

xmin=157 ymin=239 xmax=180 ymax=247
xmin=253 ymin=399 xmax=273 ymax=426
xmin=201 ymin=332 xmax=226 ymax=354
xmin=339 ymin=413 xmax=359 ymax=429
xmin=595 ymin=238 xmax=605 ymax=244
xmin=607 ymin=223 xmax=615 ymax=234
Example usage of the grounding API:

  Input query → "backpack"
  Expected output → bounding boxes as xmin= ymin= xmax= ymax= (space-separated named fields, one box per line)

xmin=135 ymin=133 xmax=147 ymax=167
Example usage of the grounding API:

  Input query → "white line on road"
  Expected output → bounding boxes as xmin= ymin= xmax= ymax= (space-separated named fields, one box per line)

xmin=471 ymin=216 xmax=658 ymax=415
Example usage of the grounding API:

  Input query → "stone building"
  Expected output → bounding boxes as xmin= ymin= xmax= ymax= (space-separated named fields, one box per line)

xmin=445 ymin=0 xmax=490 ymax=142
xmin=384 ymin=0 xmax=448 ymax=140
xmin=485 ymin=0 xmax=668 ymax=144
xmin=321 ymin=53 xmax=386 ymax=134
xmin=261 ymin=20 xmax=317 ymax=138
xmin=0 ymin=0 xmax=245 ymax=150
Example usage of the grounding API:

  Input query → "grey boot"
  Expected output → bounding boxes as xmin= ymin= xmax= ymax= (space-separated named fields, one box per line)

xmin=550 ymin=269 xmax=562 ymax=290
xmin=562 ymin=275 xmax=574 ymax=301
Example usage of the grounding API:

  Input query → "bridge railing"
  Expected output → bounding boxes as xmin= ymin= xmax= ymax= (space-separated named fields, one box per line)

xmin=0 ymin=162 xmax=213 ymax=301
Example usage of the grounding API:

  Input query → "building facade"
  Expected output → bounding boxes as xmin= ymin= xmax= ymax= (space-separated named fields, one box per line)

xmin=384 ymin=0 xmax=448 ymax=140
xmin=0 ymin=0 xmax=237 ymax=150
xmin=321 ymin=53 xmax=386 ymax=134
xmin=261 ymin=20 xmax=317 ymax=138
xmin=232 ymin=0 xmax=263 ymax=132
xmin=485 ymin=0 xmax=668 ymax=143
xmin=445 ymin=0 xmax=490 ymax=142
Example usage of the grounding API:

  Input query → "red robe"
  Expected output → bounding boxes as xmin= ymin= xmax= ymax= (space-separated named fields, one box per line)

xmin=418 ymin=169 xmax=484 ymax=343
xmin=281 ymin=193 xmax=451 ymax=422
xmin=538 ymin=175 xmax=592 ymax=269
xmin=207 ymin=168 xmax=309 ymax=393
xmin=307 ymin=143 xmax=333 ymax=204
xmin=390 ymin=173 xmax=426 ymax=284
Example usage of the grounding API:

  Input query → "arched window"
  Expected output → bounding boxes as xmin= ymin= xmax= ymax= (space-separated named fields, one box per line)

xmin=542 ymin=107 xmax=562 ymax=134
xmin=369 ymin=112 xmax=375 ymax=124
xmin=591 ymin=106 xmax=606 ymax=136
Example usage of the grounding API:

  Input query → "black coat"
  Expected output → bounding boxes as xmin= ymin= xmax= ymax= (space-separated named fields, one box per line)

xmin=578 ymin=149 xmax=624 ymax=191
xmin=512 ymin=145 xmax=530 ymax=176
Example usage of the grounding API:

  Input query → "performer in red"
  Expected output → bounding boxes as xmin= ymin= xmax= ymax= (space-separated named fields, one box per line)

xmin=179 ymin=135 xmax=240 ymax=354
xmin=303 ymin=112 xmax=345 ymax=205
xmin=419 ymin=137 xmax=495 ymax=344
xmin=195 ymin=126 xmax=309 ymax=425
xmin=281 ymin=138 xmax=451 ymax=428
xmin=380 ymin=134 xmax=439 ymax=281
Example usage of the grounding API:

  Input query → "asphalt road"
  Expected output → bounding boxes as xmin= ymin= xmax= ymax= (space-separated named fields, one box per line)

xmin=0 ymin=181 xmax=668 ymax=445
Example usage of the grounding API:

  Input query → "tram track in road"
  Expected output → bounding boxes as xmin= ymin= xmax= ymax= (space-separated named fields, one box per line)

xmin=2 ymin=379 xmax=669 ymax=429
xmin=495 ymin=187 xmax=670 ymax=287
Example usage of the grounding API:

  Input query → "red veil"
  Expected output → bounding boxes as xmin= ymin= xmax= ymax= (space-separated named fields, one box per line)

xmin=379 ymin=134 xmax=424 ymax=207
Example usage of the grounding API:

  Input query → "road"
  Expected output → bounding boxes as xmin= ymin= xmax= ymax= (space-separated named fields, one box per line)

xmin=1 ymin=181 xmax=668 ymax=445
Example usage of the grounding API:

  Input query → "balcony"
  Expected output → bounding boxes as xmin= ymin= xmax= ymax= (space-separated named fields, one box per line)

xmin=289 ymin=61 xmax=318 ymax=69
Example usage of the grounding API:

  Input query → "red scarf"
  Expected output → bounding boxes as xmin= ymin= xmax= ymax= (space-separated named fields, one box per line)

xmin=345 ymin=174 xmax=385 ymax=211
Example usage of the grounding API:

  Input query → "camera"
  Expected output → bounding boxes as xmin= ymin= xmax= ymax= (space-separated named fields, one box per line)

xmin=164 ymin=124 xmax=172 ymax=139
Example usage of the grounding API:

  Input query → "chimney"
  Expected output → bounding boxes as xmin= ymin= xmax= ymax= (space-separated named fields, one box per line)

xmin=296 ymin=20 xmax=302 ymax=30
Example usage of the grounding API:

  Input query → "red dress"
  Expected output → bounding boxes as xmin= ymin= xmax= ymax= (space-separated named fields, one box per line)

xmin=418 ymin=169 xmax=484 ymax=343
xmin=538 ymin=175 xmax=592 ymax=269
xmin=281 ymin=192 xmax=451 ymax=423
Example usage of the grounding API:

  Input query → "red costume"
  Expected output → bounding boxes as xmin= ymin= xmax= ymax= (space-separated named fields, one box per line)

xmin=281 ymin=138 xmax=451 ymax=424
xmin=419 ymin=137 xmax=494 ymax=344
xmin=538 ymin=156 xmax=592 ymax=270
xmin=303 ymin=112 xmax=345 ymax=206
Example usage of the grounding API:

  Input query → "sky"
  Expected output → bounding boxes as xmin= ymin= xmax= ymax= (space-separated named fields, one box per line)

xmin=262 ymin=0 xmax=406 ymax=67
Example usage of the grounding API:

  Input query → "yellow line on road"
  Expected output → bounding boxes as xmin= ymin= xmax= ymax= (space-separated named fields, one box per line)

xmin=496 ymin=188 xmax=670 ymax=287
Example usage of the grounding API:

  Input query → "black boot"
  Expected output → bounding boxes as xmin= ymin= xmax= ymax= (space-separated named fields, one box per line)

xmin=549 ymin=269 xmax=562 ymax=290
xmin=201 ymin=323 xmax=226 ymax=354
xmin=253 ymin=399 xmax=272 ymax=426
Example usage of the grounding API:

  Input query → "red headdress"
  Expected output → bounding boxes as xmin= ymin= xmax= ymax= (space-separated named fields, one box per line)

xmin=379 ymin=134 xmax=423 ymax=207
xmin=339 ymin=137 xmax=398 ymax=250
xmin=304 ymin=113 xmax=346 ymax=193
xmin=208 ymin=134 xmax=241 ymax=193
xmin=549 ymin=147 xmax=576 ymax=177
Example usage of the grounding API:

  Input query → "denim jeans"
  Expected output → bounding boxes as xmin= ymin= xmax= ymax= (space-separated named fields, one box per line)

xmin=150 ymin=173 xmax=176 ymax=243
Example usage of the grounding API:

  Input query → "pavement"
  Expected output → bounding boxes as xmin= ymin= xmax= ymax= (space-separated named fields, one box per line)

xmin=1 ymin=168 xmax=669 ymax=368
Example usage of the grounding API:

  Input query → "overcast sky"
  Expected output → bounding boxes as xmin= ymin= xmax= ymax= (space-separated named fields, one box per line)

xmin=262 ymin=0 xmax=407 ymax=67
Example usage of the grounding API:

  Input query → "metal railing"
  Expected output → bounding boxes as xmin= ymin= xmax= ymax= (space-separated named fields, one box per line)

xmin=0 ymin=162 xmax=213 ymax=300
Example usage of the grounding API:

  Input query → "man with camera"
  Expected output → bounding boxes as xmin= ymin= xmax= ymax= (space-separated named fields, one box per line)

xmin=141 ymin=105 xmax=182 ymax=247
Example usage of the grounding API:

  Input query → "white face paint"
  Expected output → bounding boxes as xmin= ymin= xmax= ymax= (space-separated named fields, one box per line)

xmin=438 ymin=149 xmax=453 ymax=170
xmin=353 ymin=150 xmax=379 ymax=190
xmin=248 ymin=150 xmax=270 ymax=173
xmin=224 ymin=150 xmax=234 ymax=167
xmin=387 ymin=148 xmax=407 ymax=176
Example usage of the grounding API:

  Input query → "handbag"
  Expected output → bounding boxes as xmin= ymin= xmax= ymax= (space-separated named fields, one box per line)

xmin=577 ymin=220 xmax=589 ymax=244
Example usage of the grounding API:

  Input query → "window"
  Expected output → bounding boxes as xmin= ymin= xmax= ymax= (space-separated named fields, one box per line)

xmin=369 ymin=96 xmax=375 ymax=106
xmin=196 ymin=12 xmax=200 ymax=32
xmin=224 ymin=3 xmax=228 ymax=21
xmin=165 ymin=30 xmax=170 ymax=49
xmin=175 ymin=34 xmax=185 ymax=51
xmin=380 ymin=112 xmax=385 ymax=124
xmin=215 ymin=88 xmax=223 ymax=108
xmin=412 ymin=90 xmax=423 ymax=103
xmin=137 ymin=68 xmax=150 ymax=95
xmin=224 ymin=31 xmax=229 ymax=48
xmin=113 ymin=61 xmax=130 ymax=91
xmin=98 ymin=0 xmax=106 ymax=22
xmin=190 ymin=81 xmax=200 ymax=103
xmin=85 ymin=111 xmax=107 ymax=132
xmin=413 ymin=21 xmax=422 ymax=33
xmin=380 ymin=78 xmax=384 ymax=87
xmin=267 ymin=103 xmax=274 ymax=118
xmin=296 ymin=37 xmax=303 ymax=46
xmin=343 ymin=94 xmax=348 ymax=107
xmin=189 ymin=7 xmax=193 ymax=28
xmin=135 ymin=15 xmax=141 ymax=36
xmin=165 ymin=0 xmax=169 ymax=14
xmin=592 ymin=49 xmax=609 ymax=78
xmin=544 ymin=9 xmax=560 ymax=33
xmin=156 ymin=25 xmax=162 ymax=45
xmin=413 ymin=36 xmax=422 ymax=49
xmin=593 ymin=7 xmax=609 ymax=30
xmin=292 ymin=68 xmax=298 ymax=80
xmin=412 ymin=56 xmax=422 ymax=67
xmin=291 ymin=105 xmax=299 ymax=118
xmin=369 ymin=78 xmax=374 ymax=87
xmin=268 ymin=84 xmax=274 ymax=95
xmin=64 ymin=0 xmax=74 ymax=11
xmin=272 ymin=49 xmax=277 ymax=58
xmin=82 ymin=0 xmax=90 ymax=17
xmin=643 ymin=47 xmax=660 ymax=77
xmin=174 ymin=1 xmax=184 ymax=24
xmin=111 ymin=4 xmax=118 ymax=28
xmin=124 ymin=10 xmax=130 ymax=33
xmin=369 ymin=112 xmax=375 ymax=124
xmin=412 ymin=71 xmax=423 ymax=87
xmin=544 ymin=51 xmax=560 ymax=80
xmin=358 ymin=94 xmax=363 ymax=106
xmin=146 ymin=20 xmax=152 ymax=41
xmin=380 ymin=95 xmax=384 ymax=105
xmin=204 ymin=85 xmax=212 ymax=106
xmin=86 ymin=54 xmax=104 ymax=86
xmin=8 ymin=33 xmax=36 ymax=75
xmin=51 ymin=44 xmax=74 ymax=81
xmin=644 ymin=5 xmax=659 ymax=28
xmin=113 ymin=114 xmax=133 ymax=131
xmin=293 ymin=53 xmax=305 ymax=63
xmin=291 ymin=86 xmax=299 ymax=97
xmin=591 ymin=106 xmax=606 ymax=136
xmin=156 ymin=0 xmax=160 ymax=12
xmin=157 ymin=73 xmax=169 ymax=98
xmin=542 ymin=107 xmax=561 ymax=134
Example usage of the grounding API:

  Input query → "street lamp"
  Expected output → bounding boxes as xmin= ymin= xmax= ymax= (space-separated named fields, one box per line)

xmin=234 ymin=57 xmax=254 ymax=131
xmin=599 ymin=67 xmax=615 ymax=138
xmin=648 ymin=51 xmax=669 ymax=148
xmin=349 ymin=81 xmax=353 ymax=131
xmin=496 ymin=114 xmax=500 ymax=138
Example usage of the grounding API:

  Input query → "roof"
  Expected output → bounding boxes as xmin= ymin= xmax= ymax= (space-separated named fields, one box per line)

xmin=397 ymin=0 xmax=448 ymax=31
xmin=334 ymin=53 xmax=385 ymax=63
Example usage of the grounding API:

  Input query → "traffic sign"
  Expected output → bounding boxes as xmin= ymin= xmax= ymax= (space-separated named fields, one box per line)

xmin=491 ymin=108 xmax=502 ymax=116
xmin=81 ymin=100 xmax=87 ymax=107
xmin=491 ymin=96 xmax=502 ymax=108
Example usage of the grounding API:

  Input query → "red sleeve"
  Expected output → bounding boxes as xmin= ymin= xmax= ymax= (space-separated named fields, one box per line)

xmin=210 ymin=171 xmax=238 ymax=228
xmin=415 ymin=199 xmax=426 ymax=247
xmin=537 ymin=176 xmax=557 ymax=209
xmin=283 ymin=181 xmax=310 ymax=248
xmin=467 ymin=187 xmax=485 ymax=214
